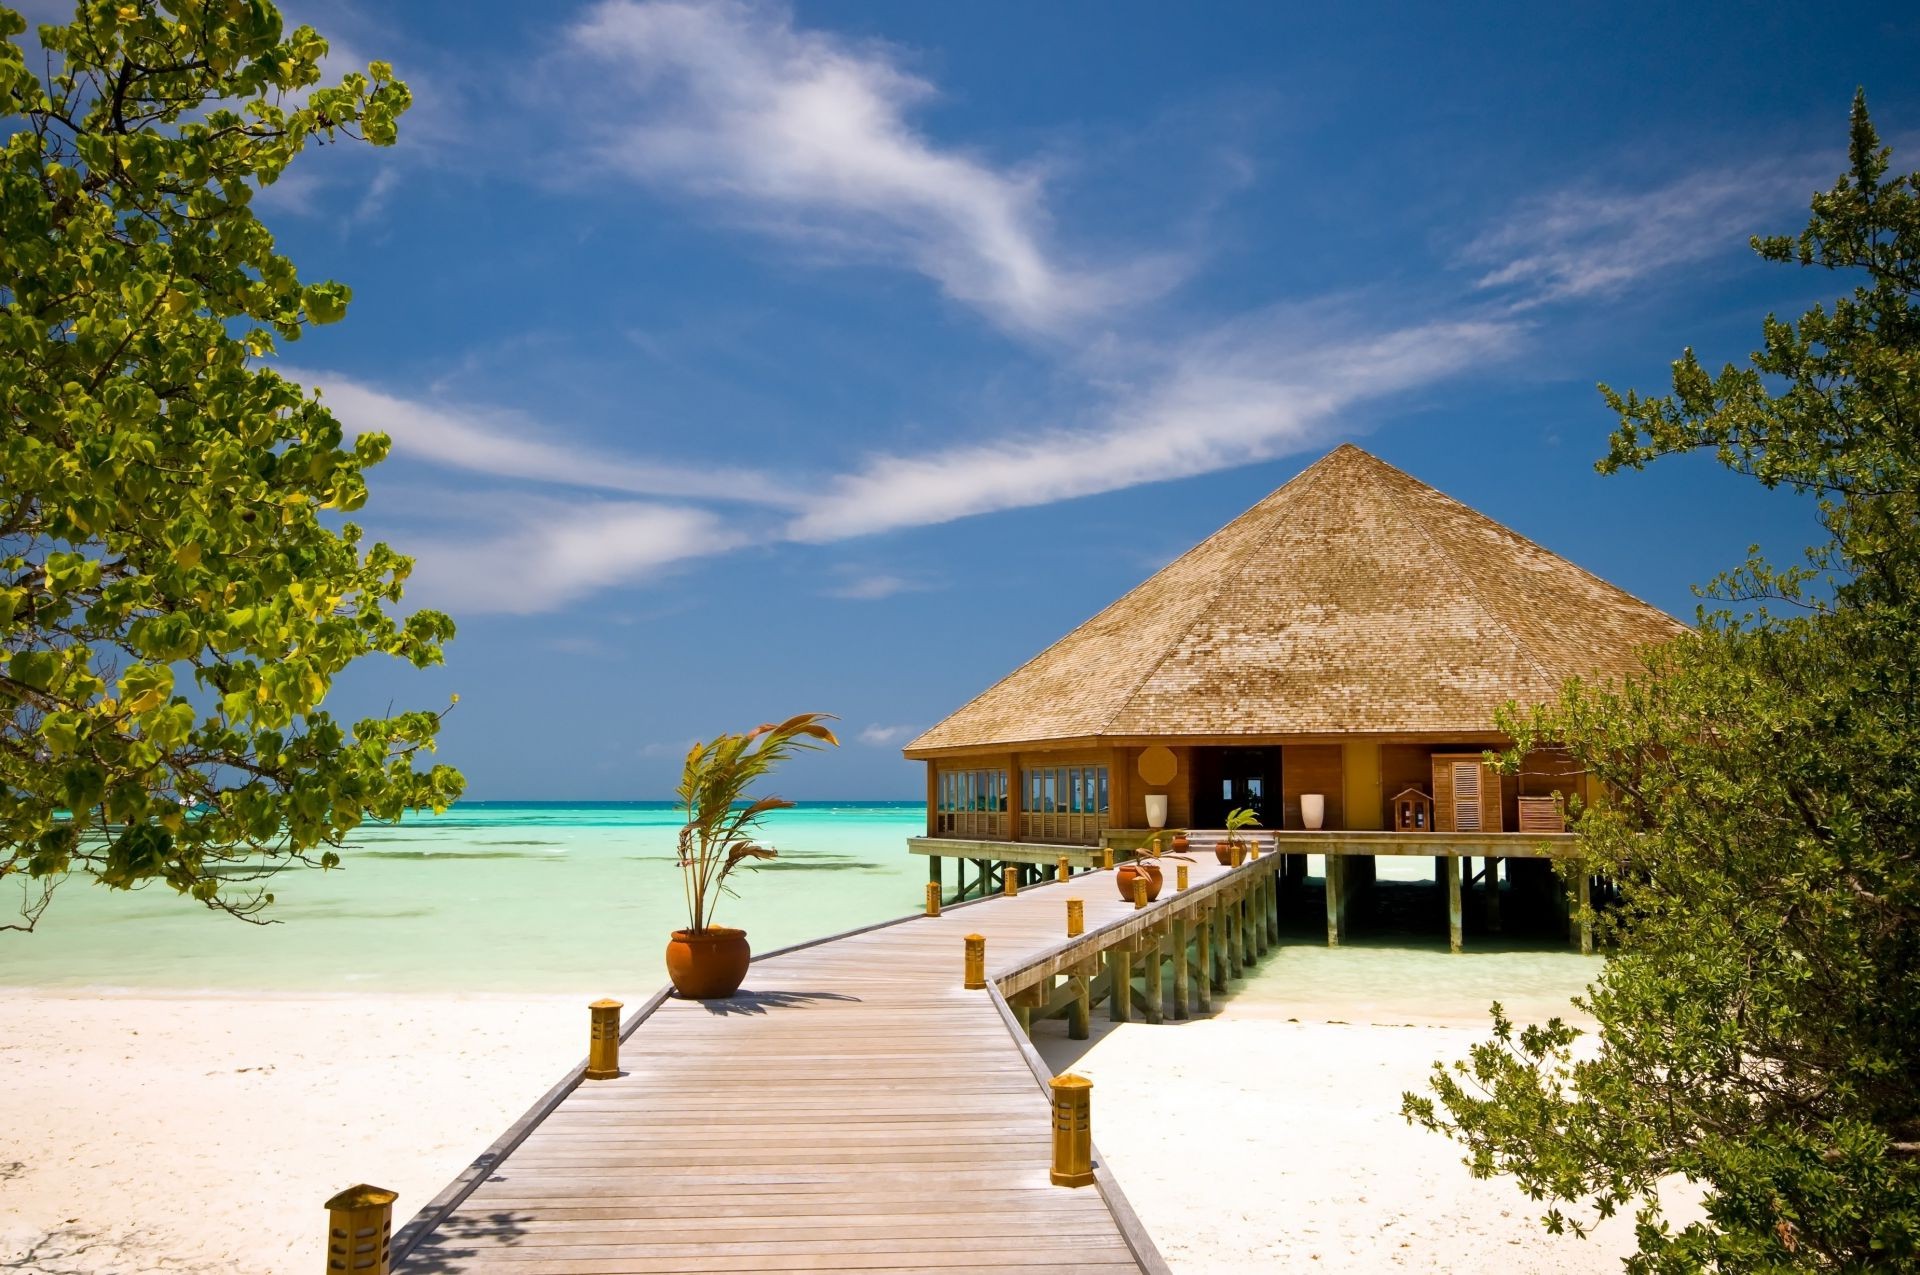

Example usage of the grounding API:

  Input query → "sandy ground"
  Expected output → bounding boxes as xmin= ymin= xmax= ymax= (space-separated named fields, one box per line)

xmin=3 ymin=985 xmax=1674 ymax=1274
xmin=1036 ymin=1004 xmax=1666 ymax=1274
xmin=0 ymin=991 xmax=584 ymax=1274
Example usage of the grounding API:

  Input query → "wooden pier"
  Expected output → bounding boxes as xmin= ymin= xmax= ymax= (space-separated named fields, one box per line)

xmin=389 ymin=846 xmax=1298 ymax=1274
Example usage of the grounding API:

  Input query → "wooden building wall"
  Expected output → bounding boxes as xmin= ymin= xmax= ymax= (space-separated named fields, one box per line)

xmin=1279 ymin=744 xmax=1344 ymax=830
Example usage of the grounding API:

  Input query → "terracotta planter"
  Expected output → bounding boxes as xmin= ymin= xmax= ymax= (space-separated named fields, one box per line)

xmin=666 ymin=927 xmax=751 ymax=999
xmin=1215 ymin=842 xmax=1235 ymax=866
xmin=1116 ymin=862 xmax=1164 ymax=902
xmin=1171 ymin=833 xmax=1190 ymax=854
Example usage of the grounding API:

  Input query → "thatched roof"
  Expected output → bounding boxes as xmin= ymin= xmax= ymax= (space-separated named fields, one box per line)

xmin=905 ymin=443 xmax=1686 ymax=756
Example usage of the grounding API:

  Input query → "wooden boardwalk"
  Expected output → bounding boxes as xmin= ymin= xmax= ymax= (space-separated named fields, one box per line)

xmin=389 ymin=846 xmax=1293 ymax=1275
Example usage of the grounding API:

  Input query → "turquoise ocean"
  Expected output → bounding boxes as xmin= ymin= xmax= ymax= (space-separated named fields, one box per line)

xmin=0 ymin=800 xmax=1600 ymax=1021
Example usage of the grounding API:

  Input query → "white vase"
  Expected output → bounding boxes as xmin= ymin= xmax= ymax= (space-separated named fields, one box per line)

xmin=1143 ymin=794 xmax=1168 ymax=829
xmin=1300 ymin=793 xmax=1325 ymax=831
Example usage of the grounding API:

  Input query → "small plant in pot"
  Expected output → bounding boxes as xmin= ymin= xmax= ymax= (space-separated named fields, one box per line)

xmin=1116 ymin=829 xmax=1189 ymax=902
xmin=1217 ymin=806 xmax=1261 ymax=866
xmin=668 ymin=712 xmax=839 ymax=999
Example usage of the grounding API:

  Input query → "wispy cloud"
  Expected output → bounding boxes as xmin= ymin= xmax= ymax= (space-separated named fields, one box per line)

xmin=556 ymin=0 xmax=1179 ymax=335
xmin=822 ymin=569 xmax=931 ymax=600
xmin=788 ymin=313 xmax=1519 ymax=541
xmin=856 ymin=723 xmax=916 ymax=747
xmin=289 ymin=368 xmax=800 ymax=508
xmin=1461 ymin=158 xmax=1825 ymax=307
xmin=405 ymin=497 xmax=749 ymax=614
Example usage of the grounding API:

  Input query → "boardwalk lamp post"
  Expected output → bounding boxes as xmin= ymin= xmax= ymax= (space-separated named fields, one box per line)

xmin=324 ymin=1184 xmax=398 ymax=1275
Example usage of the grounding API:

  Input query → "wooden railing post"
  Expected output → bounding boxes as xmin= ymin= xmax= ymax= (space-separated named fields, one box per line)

xmin=925 ymin=881 xmax=941 ymax=917
xmin=1131 ymin=876 xmax=1148 ymax=910
xmin=1005 ymin=866 xmax=1019 ymax=898
xmin=1066 ymin=898 xmax=1084 ymax=937
xmin=1176 ymin=863 xmax=1189 ymax=891
xmin=1057 ymin=855 xmax=1071 ymax=883
xmin=1048 ymin=1074 xmax=1095 ymax=1187
xmin=964 ymin=934 xmax=986 ymax=989
xmin=325 ymin=1185 xmax=397 ymax=1275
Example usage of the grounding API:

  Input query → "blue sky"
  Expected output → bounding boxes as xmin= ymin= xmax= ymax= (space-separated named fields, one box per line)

xmin=218 ymin=0 xmax=1916 ymax=798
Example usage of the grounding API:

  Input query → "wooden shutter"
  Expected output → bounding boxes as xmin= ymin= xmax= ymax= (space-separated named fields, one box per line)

xmin=1451 ymin=761 xmax=1482 ymax=831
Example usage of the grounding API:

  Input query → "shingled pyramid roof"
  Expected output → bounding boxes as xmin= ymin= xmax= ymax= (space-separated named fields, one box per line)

xmin=905 ymin=443 xmax=1686 ymax=755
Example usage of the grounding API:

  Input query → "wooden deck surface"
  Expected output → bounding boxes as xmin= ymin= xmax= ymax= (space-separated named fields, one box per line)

xmin=391 ymin=851 xmax=1286 ymax=1274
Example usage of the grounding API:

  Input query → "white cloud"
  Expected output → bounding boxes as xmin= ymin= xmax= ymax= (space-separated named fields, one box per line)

xmin=406 ymin=498 xmax=749 ymax=614
xmin=1461 ymin=158 xmax=1824 ymax=306
xmin=557 ymin=0 xmax=1176 ymax=335
xmin=787 ymin=314 xmax=1519 ymax=542
xmin=857 ymin=724 xmax=915 ymax=747
xmin=287 ymin=368 xmax=800 ymax=508
xmin=823 ymin=571 xmax=928 ymax=600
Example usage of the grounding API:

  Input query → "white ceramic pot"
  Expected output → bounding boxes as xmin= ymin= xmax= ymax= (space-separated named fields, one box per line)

xmin=1143 ymin=794 xmax=1169 ymax=829
xmin=1300 ymin=793 xmax=1325 ymax=830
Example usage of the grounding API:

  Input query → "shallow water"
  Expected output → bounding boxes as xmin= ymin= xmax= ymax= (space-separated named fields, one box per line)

xmin=0 ymin=802 xmax=928 ymax=994
xmin=1 ymin=806 xmax=1602 ymax=1020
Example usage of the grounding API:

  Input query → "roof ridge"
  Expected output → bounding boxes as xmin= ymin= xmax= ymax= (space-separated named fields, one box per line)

xmin=1096 ymin=447 xmax=1355 ymax=734
xmin=1363 ymin=454 xmax=1560 ymax=693
xmin=902 ymin=448 xmax=1348 ymax=752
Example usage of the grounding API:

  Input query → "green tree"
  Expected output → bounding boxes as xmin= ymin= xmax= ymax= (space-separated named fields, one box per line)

xmin=1404 ymin=94 xmax=1920 ymax=1271
xmin=1 ymin=1 xmax=461 ymax=931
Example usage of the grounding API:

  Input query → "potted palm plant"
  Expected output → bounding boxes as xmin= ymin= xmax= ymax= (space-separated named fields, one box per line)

xmin=1217 ymin=806 xmax=1261 ymax=866
xmin=1116 ymin=829 xmax=1188 ymax=902
xmin=668 ymin=712 xmax=839 ymax=999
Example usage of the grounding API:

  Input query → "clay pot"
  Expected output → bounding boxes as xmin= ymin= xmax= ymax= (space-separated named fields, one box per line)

xmin=1214 ymin=841 xmax=1235 ymax=866
xmin=1171 ymin=833 xmax=1190 ymax=854
xmin=1116 ymin=862 xmax=1164 ymax=902
xmin=665 ymin=927 xmax=751 ymax=999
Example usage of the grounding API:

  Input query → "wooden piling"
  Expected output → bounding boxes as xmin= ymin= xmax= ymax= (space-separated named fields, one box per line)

xmin=1108 ymin=947 xmax=1132 ymax=1022
xmin=1170 ymin=917 xmax=1189 ymax=1021
xmin=1325 ymin=854 xmax=1346 ymax=947
xmin=1200 ymin=908 xmax=1220 ymax=1002
xmin=1447 ymin=856 xmax=1464 ymax=954
xmin=1140 ymin=932 xmax=1164 ymax=1024
xmin=1577 ymin=872 xmax=1594 ymax=955
xmin=1066 ymin=974 xmax=1091 ymax=1040
xmin=1485 ymin=856 xmax=1502 ymax=932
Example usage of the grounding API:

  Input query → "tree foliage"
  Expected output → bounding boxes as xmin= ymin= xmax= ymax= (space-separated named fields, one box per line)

xmin=1 ymin=1 xmax=461 ymax=930
xmin=1405 ymin=93 xmax=1920 ymax=1271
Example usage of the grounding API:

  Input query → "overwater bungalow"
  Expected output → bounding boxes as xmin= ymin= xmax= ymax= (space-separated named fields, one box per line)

xmin=905 ymin=443 xmax=1685 ymax=948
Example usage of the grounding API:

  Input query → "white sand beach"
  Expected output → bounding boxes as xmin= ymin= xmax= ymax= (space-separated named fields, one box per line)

xmin=0 ymin=991 xmax=585 ymax=1274
xmin=1036 ymin=1002 xmax=1665 ymax=1274
xmin=2 ymin=974 xmax=1663 ymax=1274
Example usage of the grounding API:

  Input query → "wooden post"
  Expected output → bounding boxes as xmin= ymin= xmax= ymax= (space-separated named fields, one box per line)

xmin=928 ymin=853 xmax=942 ymax=894
xmin=1101 ymin=846 xmax=1114 ymax=871
xmin=1265 ymin=870 xmax=1280 ymax=945
xmin=1048 ymin=1074 xmax=1095 ymax=1187
xmin=1132 ymin=875 xmax=1148 ymax=910
xmin=1176 ymin=863 xmax=1189 ymax=891
xmin=964 ymin=934 xmax=986 ymax=988
xmin=1005 ymin=866 xmax=1019 ymax=898
xmin=1198 ymin=910 xmax=1217 ymax=1007
xmin=1578 ymin=872 xmax=1594 ymax=955
xmin=1141 ymin=933 xmax=1165 ymax=1025
xmin=1325 ymin=854 xmax=1346 ymax=947
xmin=1226 ymin=895 xmax=1243 ymax=980
xmin=1486 ymin=856 xmax=1502 ymax=933
xmin=1108 ymin=947 xmax=1132 ymax=1022
xmin=325 ymin=1184 xmax=397 ymax=1275
xmin=1066 ymin=974 xmax=1090 ymax=1040
xmin=925 ymin=881 xmax=941 ymax=916
xmin=1170 ymin=917 xmax=1190 ymax=1020
xmin=1241 ymin=888 xmax=1258 ymax=966
xmin=1448 ymin=856 xmax=1464 ymax=954
xmin=584 ymin=998 xmax=622 ymax=1080
xmin=1066 ymin=897 xmax=1084 ymax=937
xmin=1057 ymin=855 xmax=1071 ymax=883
